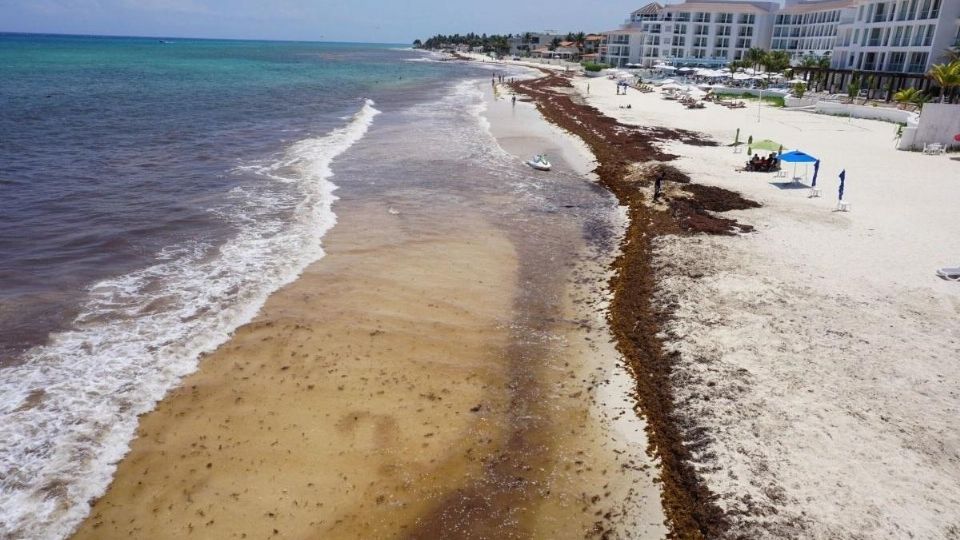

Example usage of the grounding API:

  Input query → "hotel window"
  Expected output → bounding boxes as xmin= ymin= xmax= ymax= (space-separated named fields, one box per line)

xmin=907 ymin=51 xmax=928 ymax=71
xmin=906 ymin=0 xmax=918 ymax=19
xmin=902 ymin=26 xmax=912 ymax=45
xmin=716 ymin=25 xmax=732 ymax=36
xmin=872 ymin=3 xmax=887 ymax=23
xmin=857 ymin=5 xmax=864 ymax=20
xmin=736 ymin=38 xmax=752 ymax=48
xmin=695 ymin=24 xmax=709 ymax=35
xmin=734 ymin=50 xmax=744 ymax=60
xmin=714 ymin=48 xmax=728 ymax=58
xmin=651 ymin=24 xmax=661 ymax=34
xmin=930 ymin=0 xmax=940 ymax=17
xmin=714 ymin=37 xmax=730 ymax=48
xmin=693 ymin=37 xmax=708 ymax=47
xmin=694 ymin=12 xmax=710 ymax=23
xmin=717 ymin=13 xmax=733 ymax=24
xmin=917 ymin=0 xmax=932 ymax=19
xmin=923 ymin=24 xmax=935 ymax=46
xmin=887 ymin=51 xmax=906 ymax=70
xmin=671 ymin=47 xmax=684 ymax=57
xmin=672 ymin=36 xmax=686 ymax=46
xmin=678 ymin=12 xmax=691 ymax=22
xmin=738 ymin=26 xmax=754 ymax=37
xmin=868 ymin=28 xmax=882 ymax=46
xmin=738 ymin=13 xmax=755 ymax=24
xmin=692 ymin=49 xmax=707 ymax=58
xmin=674 ymin=24 xmax=687 ymax=35
xmin=912 ymin=25 xmax=925 ymax=46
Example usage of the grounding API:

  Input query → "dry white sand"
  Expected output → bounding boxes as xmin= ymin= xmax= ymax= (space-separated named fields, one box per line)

xmin=576 ymin=75 xmax=960 ymax=538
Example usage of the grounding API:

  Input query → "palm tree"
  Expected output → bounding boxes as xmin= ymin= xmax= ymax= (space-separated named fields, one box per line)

xmin=744 ymin=47 xmax=767 ymax=72
xmin=928 ymin=60 xmax=960 ymax=103
xmin=893 ymin=87 xmax=928 ymax=110
xmin=762 ymin=50 xmax=791 ymax=73
xmin=573 ymin=31 xmax=587 ymax=53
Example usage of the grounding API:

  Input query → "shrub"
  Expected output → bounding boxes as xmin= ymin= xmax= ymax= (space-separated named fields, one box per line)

xmin=582 ymin=62 xmax=609 ymax=72
xmin=792 ymin=82 xmax=807 ymax=98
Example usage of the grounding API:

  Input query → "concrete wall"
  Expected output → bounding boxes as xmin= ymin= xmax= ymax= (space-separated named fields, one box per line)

xmin=814 ymin=101 xmax=916 ymax=124
xmin=784 ymin=96 xmax=818 ymax=108
xmin=899 ymin=103 xmax=960 ymax=151
xmin=709 ymin=87 xmax=790 ymax=98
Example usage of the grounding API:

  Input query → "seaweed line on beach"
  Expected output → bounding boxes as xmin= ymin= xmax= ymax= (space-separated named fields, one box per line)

xmin=509 ymin=69 xmax=758 ymax=539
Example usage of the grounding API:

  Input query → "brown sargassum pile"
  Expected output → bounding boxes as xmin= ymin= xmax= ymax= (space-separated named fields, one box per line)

xmin=511 ymin=70 xmax=759 ymax=539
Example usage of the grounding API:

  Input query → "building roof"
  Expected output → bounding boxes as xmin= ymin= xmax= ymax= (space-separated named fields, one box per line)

xmin=601 ymin=27 xmax=646 ymax=34
xmin=663 ymin=1 xmax=780 ymax=14
xmin=779 ymin=0 xmax=856 ymax=14
xmin=632 ymin=2 xmax=664 ymax=16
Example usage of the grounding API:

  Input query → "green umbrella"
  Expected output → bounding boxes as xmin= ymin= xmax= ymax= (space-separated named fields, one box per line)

xmin=750 ymin=139 xmax=782 ymax=152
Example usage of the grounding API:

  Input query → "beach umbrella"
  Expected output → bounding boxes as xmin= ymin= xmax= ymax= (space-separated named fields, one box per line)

xmin=811 ymin=160 xmax=820 ymax=187
xmin=779 ymin=150 xmax=818 ymax=181
xmin=750 ymin=139 xmax=782 ymax=152
xmin=838 ymin=169 xmax=846 ymax=200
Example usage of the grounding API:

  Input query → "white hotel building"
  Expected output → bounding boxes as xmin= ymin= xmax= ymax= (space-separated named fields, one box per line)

xmin=601 ymin=0 xmax=960 ymax=76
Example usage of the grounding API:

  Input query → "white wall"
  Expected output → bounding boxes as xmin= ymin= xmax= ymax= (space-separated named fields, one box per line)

xmin=902 ymin=103 xmax=960 ymax=151
xmin=710 ymin=87 xmax=790 ymax=98
xmin=815 ymin=101 xmax=916 ymax=124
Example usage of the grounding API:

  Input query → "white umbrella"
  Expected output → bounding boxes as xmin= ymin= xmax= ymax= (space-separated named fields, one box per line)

xmin=732 ymin=73 xmax=752 ymax=80
xmin=653 ymin=64 xmax=677 ymax=71
xmin=662 ymin=83 xmax=686 ymax=90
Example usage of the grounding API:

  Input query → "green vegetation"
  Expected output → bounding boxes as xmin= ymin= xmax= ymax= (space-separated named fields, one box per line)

xmin=893 ymin=87 xmax=928 ymax=110
xmin=847 ymin=74 xmax=861 ymax=103
xmin=736 ymin=92 xmax=785 ymax=107
xmin=928 ymin=60 xmax=960 ymax=103
xmin=792 ymin=82 xmax=807 ymax=99
xmin=582 ymin=62 xmax=609 ymax=72
xmin=416 ymin=33 xmax=513 ymax=55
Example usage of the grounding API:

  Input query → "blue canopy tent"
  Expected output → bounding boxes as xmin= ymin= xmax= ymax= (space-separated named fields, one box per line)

xmin=779 ymin=150 xmax=818 ymax=182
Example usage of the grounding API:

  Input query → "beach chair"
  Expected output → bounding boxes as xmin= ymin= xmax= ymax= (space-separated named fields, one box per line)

xmin=923 ymin=143 xmax=944 ymax=155
xmin=936 ymin=267 xmax=960 ymax=281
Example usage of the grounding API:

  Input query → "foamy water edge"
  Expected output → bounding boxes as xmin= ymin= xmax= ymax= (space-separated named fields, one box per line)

xmin=0 ymin=100 xmax=380 ymax=539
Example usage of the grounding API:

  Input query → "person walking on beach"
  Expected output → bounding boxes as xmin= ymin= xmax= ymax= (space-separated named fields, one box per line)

xmin=654 ymin=172 xmax=664 ymax=202
xmin=512 ymin=95 xmax=516 ymax=106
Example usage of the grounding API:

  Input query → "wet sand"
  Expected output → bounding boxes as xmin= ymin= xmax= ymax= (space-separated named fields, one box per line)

xmin=71 ymin=81 xmax=665 ymax=538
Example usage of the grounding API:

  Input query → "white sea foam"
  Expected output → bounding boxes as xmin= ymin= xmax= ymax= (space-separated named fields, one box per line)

xmin=0 ymin=100 xmax=380 ymax=539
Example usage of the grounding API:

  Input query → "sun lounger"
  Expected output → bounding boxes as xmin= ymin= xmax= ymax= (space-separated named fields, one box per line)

xmin=936 ymin=267 xmax=960 ymax=281
xmin=923 ymin=143 xmax=944 ymax=155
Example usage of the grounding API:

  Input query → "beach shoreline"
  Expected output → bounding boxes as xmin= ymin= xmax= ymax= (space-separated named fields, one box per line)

xmin=507 ymin=64 xmax=960 ymax=538
xmin=69 ymin=76 xmax=668 ymax=539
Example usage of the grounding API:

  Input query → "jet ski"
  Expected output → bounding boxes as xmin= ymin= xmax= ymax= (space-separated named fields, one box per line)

xmin=527 ymin=154 xmax=551 ymax=171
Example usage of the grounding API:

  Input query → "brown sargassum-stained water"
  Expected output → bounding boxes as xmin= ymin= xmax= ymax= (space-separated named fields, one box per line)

xmin=73 ymin=78 xmax=667 ymax=539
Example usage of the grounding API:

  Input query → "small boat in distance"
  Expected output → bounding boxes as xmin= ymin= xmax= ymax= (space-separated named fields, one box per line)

xmin=527 ymin=154 xmax=551 ymax=171
xmin=159 ymin=40 xmax=173 ymax=44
